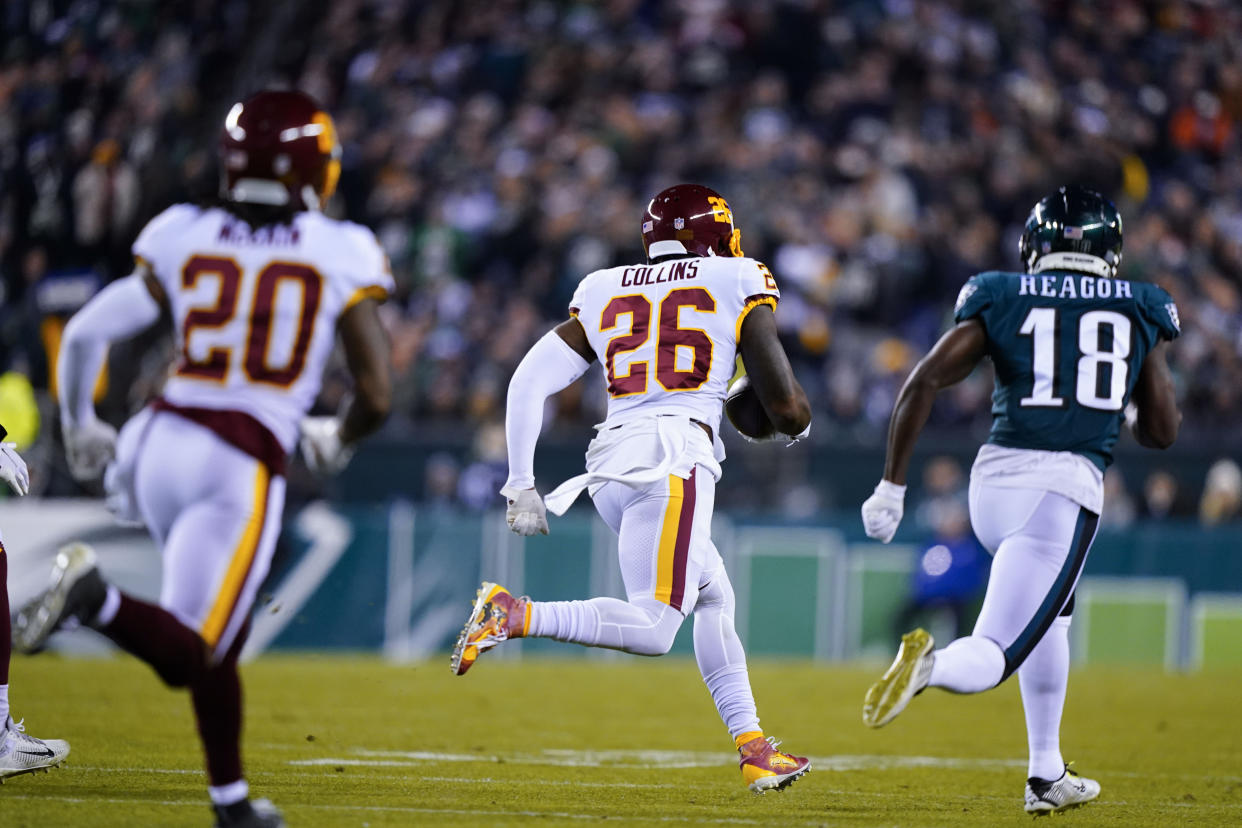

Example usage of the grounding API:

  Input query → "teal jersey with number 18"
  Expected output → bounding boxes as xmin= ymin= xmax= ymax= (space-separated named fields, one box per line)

xmin=954 ymin=270 xmax=1180 ymax=470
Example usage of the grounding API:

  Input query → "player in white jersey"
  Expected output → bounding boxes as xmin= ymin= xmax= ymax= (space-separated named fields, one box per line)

xmin=15 ymin=90 xmax=392 ymax=827
xmin=0 ymin=429 xmax=71 ymax=782
xmin=451 ymin=185 xmax=814 ymax=793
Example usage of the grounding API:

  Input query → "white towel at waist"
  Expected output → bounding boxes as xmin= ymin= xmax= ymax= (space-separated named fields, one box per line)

xmin=543 ymin=414 xmax=723 ymax=516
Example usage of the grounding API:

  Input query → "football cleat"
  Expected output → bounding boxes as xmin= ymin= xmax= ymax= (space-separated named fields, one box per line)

xmin=450 ymin=582 xmax=530 ymax=676
xmin=14 ymin=543 xmax=107 ymax=654
xmin=1025 ymin=765 xmax=1100 ymax=815
xmin=862 ymin=627 xmax=935 ymax=728
xmin=737 ymin=735 xmax=810 ymax=793
xmin=0 ymin=717 xmax=70 ymax=782
xmin=213 ymin=797 xmax=285 ymax=827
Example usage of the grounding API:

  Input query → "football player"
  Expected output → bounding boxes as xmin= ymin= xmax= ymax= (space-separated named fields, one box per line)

xmin=0 ymin=430 xmax=70 ymax=782
xmin=860 ymin=186 xmax=1180 ymax=814
xmin=15 ymin=90 xmax=392 ymax=827
xmin=451 ymin=184 xmax=814 ymax=793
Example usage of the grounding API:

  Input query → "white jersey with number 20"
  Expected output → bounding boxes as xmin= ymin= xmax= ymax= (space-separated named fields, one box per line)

xmin=132 ymin=203 xmax=394 ymax=452
xmin=568 ymin=255 xmax=780 ymax=435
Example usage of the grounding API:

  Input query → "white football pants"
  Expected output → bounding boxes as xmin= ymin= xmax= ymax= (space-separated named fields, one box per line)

xmin=133 ymin=411 xmax=285 ymax=659
xmin=926 ymin=483 xmax=1098 ymax=781
xmin=527 ymin=464 xmax=762 ymax=738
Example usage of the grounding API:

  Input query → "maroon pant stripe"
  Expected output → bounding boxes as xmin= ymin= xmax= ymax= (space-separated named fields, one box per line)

xmin=669 ymin=468 xmax=697 ymax=611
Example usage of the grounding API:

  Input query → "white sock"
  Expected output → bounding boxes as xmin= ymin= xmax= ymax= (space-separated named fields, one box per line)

xmin=1019 ymin=616 xmax=1071 ymax=780
xmin=208 ymin=778 xmax=249 ymax=806
xmin=0 ymin=684 xmax=8 ymax=726
xmin=693 ymin=574 xmax=760 ymax=738
xmin=528 ymin=598 xmax=681 ymax=656
xmin=928 ymin=635 xmax=1006 ymax=693
xmin=93 ymin=585 xmax=122 ymax=627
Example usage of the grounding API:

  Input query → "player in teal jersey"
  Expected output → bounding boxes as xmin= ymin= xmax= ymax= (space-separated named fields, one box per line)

xmin=859 ymin=186 xmax=1181 ymax=814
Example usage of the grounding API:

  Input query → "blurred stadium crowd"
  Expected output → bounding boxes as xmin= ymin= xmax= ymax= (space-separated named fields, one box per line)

xmin=0 ymin=0 xmax=1240 ymax=517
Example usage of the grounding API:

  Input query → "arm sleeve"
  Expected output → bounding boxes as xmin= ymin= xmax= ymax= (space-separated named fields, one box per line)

xmin=502 ymin=330 xmax=592 ymax=492
xmin=735 ymin=260 xmax=781 ymax=340
xmin=953 ymin=274 xmax=993 ymax=324
xmin=58 ymin=274 xmax=162 ymax=427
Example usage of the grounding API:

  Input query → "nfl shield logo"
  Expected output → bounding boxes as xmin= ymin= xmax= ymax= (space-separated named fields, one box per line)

xmin=673 ymin=217 xmax=685 ymax=229
xmin=1064 ymin=226 xmax=1084 ymax=239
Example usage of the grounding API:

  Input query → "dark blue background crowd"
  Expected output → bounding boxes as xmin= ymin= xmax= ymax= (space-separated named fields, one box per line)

xmin=1 ymin=0 xmax=1239 ymax=522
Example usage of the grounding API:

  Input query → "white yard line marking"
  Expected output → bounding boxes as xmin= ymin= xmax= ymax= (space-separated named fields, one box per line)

xmin=290 ymin=749 xmax=1029 ymax=771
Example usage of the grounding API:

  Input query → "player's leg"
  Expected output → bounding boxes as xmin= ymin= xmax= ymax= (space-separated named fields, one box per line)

xmin=533 ymin=471 xmax=695 ymax=653
xmin=1017 ymin=597 xmax=1098 ymax=813
xmin=1019 ymin=608 xmax=1071 ymax=780
xmin=0 ymin=536 xmax=71 ymax=780
xmin=694 ymin=566 xmax=811 ymax=792
xmin=935 ymin=486 xmax=1096 ymax=688
xmin=452 ymin=472 xmax=689 ymax=674
xmin=157 ymin=456 xmax=285 ymax=824
xmin=864 ymin=486 xmax=1097 ymax=727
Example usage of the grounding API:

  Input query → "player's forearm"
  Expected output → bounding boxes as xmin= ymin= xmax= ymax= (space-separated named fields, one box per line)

xmin=882 ymin=373 xmax=938 ymax=486
xmin=1133 ymin=404 xmax=1180 ymax=449
xmin=339 ymin=386 xmax=390 ymax=445
xmin=59 ymin=274 xmax=161 ymax=426
xmin=503 ymin=331 xmax=590 ymax=490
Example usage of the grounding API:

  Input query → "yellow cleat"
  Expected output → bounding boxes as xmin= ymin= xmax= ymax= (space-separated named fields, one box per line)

xmin=738 ymin=735 xmax=810 ymax=793
xmin=862 ymin=628 xmax=935 ymax=728
xmin=450 ymin=582 xmax=530 ymax=676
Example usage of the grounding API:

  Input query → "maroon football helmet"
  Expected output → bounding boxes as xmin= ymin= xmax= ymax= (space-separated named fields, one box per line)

xmin=641 ymin=184 xmax=744 ymax=259
xmin=218 ymin=89 xmax=341 ymax=211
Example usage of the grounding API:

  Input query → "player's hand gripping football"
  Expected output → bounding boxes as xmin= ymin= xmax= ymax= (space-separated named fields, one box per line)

xmin=299 ymin=416 xmax=355 ymax=475
xmin=0 ymin=442 xmax=30 ymax=496
xmin=861 ymin=479 xmax=907 ymax=543
xmin=500 ymin=486 xmax=549 ymax=536
xmin=65 ymin=418 xmax=119 ymax=482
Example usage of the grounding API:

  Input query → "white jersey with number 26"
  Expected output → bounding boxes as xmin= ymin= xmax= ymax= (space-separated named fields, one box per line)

xmin=568 ymin=255 xmax=779 ymax=435
xmin=133 ymin=203 xmax=394 ymax=452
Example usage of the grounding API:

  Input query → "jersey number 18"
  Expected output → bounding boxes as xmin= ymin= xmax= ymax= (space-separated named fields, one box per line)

xmin=1018 ymin=307 xmax=1131 ymax=411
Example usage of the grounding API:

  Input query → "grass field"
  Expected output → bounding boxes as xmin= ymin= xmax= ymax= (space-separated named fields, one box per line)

xmin=2 ymin=655 xmax=1239 ymax=827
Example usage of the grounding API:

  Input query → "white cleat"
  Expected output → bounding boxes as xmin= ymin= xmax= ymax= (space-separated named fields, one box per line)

xmin=14 ymin=542 xmax=105 ymax=654
xmin=0 ymin=717 xmax=70 ymax=782
xmin=862 ymin=628 xmax=935 ymax=728
xmin=1025 ymin=766 xmax=1100 ymax=814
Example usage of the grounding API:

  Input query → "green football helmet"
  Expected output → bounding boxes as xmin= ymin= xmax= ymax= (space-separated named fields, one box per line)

xmin=1019 ymin=186 xmax=1123 ymax=278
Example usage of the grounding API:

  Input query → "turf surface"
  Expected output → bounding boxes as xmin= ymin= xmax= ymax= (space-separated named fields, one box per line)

xmin=2 ymin=654 xmax=1239 ymax=826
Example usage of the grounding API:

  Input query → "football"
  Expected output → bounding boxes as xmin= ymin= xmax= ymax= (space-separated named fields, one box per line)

xmin=724 ymin=374 xmax=776 ymax=440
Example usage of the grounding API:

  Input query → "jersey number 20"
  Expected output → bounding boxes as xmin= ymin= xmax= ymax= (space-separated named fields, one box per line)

xmin=601 ymin=287 xmax=715 ymax=397
xmin=1019 ymin=307 xmax=1131 ymax=411
xmin=179 ymin=255 xmax=322 ymax=387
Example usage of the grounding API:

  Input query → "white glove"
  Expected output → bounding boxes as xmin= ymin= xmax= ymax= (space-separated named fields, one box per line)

xmin=861 ymin=479 xmax=907 ymax=543
xmin=65 ymin=418 xmax=118 ymax=482
xmin=299 ymin=417 xmax=355 ymax=475
xmin=500 ymin=485 xmax=549 ymax=536
xmin=0 ymin=443 xmax=30 ymax=496
xmin=740 ymin=421 xmax=812 ymax=446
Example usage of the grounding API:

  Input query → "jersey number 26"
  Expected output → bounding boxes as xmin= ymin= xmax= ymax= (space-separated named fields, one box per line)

xmin=601 ymin=287 xmax=715 ymax=397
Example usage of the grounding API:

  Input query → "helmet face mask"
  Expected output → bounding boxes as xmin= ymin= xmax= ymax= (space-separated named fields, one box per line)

xmin=1019 ymin=185 xmax=1123 ymax=278
xmin=641 ymin=184 xmax=744 ymax=260
xmin=218 ymin=90 xmax=341 ymax=212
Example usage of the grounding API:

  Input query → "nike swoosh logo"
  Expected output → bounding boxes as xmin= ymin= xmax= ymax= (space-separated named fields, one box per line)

xmin=18 ymin=747 xmax=55 ymax=759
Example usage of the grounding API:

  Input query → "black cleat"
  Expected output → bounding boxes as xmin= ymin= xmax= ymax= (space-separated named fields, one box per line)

xmin=213 ymin=797 xmax=285 ymax=827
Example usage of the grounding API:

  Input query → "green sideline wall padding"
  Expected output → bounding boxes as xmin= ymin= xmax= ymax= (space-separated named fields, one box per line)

xmin=1190 ymin=595 xmax=1242 ymax=670
xmin=1074 ymin=578 xmax=1184 ymax=670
